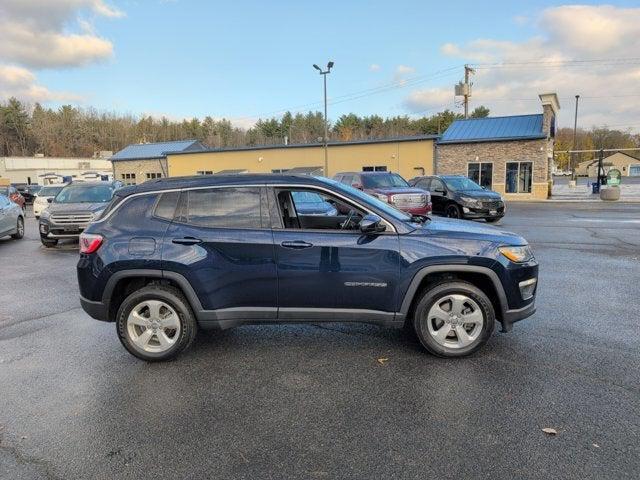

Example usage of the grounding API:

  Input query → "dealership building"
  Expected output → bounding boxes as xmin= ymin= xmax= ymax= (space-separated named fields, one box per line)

xmin=111 ymin=93 xmax=558 ymax=200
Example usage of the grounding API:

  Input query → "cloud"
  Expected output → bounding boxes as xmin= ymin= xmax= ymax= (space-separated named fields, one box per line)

xmin=393 ymin=64 xmax=416 ymax=85
xmin=369 ymin=64 xmax=381 ymax=72
xmin=0 ymin=64 xmax=82 ymax=103
xmin=0 ymin=0 xmax=122 ymax=69
xmin=405 ymin=5 xmax=640 ymax=129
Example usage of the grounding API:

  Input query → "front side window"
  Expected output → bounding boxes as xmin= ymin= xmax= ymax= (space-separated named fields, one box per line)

xmin=506 ymin=162 xmax=533 ymax=193
xmin=181 ymin=187 xmax=263 ymax=229
xmin=277 ymin=188 xmax=363 ymax=231
xmin=38 ymin=186 xmax=64 ymax=197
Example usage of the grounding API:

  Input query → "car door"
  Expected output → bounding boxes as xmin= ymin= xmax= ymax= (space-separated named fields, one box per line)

xmin=0 ymin=195 xmax=11 ymax=234
xmin=162 ymin=186 xmax=278 ymax=320
xmin=429 ymin=178 xmax=448 ymax=214
xmin=269 ymin=186 xmax=400 ymax=321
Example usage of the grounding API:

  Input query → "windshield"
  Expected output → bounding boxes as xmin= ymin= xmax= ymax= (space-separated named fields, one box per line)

xmin=443 ymin=177 xmax=483 ymax=191
xmin=38 ymin=186 xmax=65 ymax=197
xmin=318 ymin=177 xmax=411 ymax=222
xmin=361 ymin=173 xmax=409 ymax=189
xmin=54 ymin=184 xmax=115 ymax=203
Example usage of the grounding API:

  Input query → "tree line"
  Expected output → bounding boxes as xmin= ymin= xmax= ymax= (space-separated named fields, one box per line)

xmin=0 ymin=98 xmax=638 ymax=164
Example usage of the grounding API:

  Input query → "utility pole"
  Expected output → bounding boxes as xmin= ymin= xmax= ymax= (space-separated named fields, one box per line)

xmin=571 ymin=94 xmax=580 ymax=181
xmin=463 ymin=64 xmax=475 ymax=118
xmin=313 ymin=61 xmax=334 ymax=176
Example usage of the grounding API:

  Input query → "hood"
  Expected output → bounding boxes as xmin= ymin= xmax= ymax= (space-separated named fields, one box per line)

xmin=413 ymin=216 xmax=526 ymax=245
xmin=454 ymin=189 xmax=501 ymax=200
xmin=368 ymin=187 xmax=428 ymax=196
xmin=47 ymin=202 xmax=109 ymax=214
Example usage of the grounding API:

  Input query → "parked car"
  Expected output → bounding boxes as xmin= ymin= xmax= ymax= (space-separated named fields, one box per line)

xmin=0 ymin=186 xmax=25 ymax=210
xmin=77 ymin=174 xmax=538 ymax=362
xmin=13 ymin=184 xmax=40 ymax=204
xmin=333 ymin=171 xmax=431 ymax=216
xmin=39 ymin=181 xmax=121 ymax=247
xmin=33 ymin=184 xmax=67 ymax=219
xmin=0 ymin=194 xmax=25 ymax=241
xmin=409 ymin=175 xmax=505 ymax=223
xmin=291 ymin=191 xmax=338 ymax=216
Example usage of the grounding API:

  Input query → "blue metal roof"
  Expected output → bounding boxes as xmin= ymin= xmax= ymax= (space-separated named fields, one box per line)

xmin=111 ymin=140 xmax=206 ymax=161
xmin=439 ymin=114 xmax=546 ymax=144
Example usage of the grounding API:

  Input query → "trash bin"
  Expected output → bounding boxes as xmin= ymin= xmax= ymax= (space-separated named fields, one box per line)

xmin=591 ymin=182 xmax=600 ymax=194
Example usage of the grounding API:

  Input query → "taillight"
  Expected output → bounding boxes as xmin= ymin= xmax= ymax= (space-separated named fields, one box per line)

xmin=79 ymin=233 xmax=103 ymax=254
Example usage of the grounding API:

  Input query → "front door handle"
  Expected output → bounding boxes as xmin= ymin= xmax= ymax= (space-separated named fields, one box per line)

xmin=281 ymin=240 xmax=313 ymax=249
xmin=172 ymin=237 xmax=203 ymax=245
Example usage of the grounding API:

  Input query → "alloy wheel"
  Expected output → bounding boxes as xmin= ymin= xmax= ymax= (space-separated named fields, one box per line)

xmin=126 ymin=300 xmax=181 ymax=353
xmin=446 ymin=205 xmax=460 ymax=218
xmin=425 ymin=294 xmax=484 ymax=349
xmin=17 ymin=218 xmax=24 ymax=236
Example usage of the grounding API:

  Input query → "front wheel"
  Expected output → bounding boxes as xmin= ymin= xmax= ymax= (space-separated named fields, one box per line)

xmin=116 ymin=285 xmax=198 ymax=361
xmin=11 ymin=217 xmax=24 ymax=239
xmin=412 ymin=281 xmax=495 ymax=357
xmin=445 ymin=203 xmax=462 ymax=219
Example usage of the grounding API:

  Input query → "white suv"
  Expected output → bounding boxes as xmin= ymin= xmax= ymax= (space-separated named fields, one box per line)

xmin=33 ymin=184 xmax=66 ymax=219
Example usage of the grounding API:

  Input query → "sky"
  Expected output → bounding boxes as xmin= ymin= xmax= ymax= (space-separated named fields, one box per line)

xmin=0 ymin=0 xmax=639 ymax=131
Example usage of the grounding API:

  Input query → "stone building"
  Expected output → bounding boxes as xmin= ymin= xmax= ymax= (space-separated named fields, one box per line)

xmin=111 ymin=140 xmax=207 ymax=185
xmin=437 ymin=93 xmax=560 ymax=200
xmin=575 ymin=152 xmax=640 ymax=177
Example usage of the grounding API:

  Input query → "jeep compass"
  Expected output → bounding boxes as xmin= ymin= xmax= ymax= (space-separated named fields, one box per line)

xmin=77 ymin=174 xmax=537 ymax=361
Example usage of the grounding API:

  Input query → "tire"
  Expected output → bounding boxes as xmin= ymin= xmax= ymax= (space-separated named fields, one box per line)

xmin=116 ymin=284 xmax=198 ymax=362
xmin=445 ymin=203 xmax=462 ymax=219
xmin=11 ymin=217 xmax=24 ymax=239
xmin=41 ymin=237 xmax=58 ymax=247
xmin=485 ymin=218 xmax=501 ymax=223
xmin=412 ymin=281 xmax=495 ymax=357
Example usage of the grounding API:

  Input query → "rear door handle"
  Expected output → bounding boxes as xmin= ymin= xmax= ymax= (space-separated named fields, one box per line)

xmin=280 ymin=240 xmax=313 ymax=249
xmin=172 ymin=237 xmax=203 ymax=245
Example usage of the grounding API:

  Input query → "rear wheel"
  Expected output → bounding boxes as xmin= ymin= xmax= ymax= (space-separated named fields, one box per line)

xmin=412 ymin=281 xmax=495 ymax=357
xmin=445 ymin=203 xmax=462 ymax=219
xmin=116 ymin=284 xmax=198 ymax=361
xmin=11 ymin=217 xmax=24 ymax=239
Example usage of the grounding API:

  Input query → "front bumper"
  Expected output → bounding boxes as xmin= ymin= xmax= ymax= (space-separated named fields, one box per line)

xmin=39 ymin=219 xmax=88 ymax=239
xmin=461 ymin=205 xmax=505 ymax=219
xmin=501 ymin=301 xmax=536 ymax=332
xmin=395 ymin=203 xmax=432 ymax=215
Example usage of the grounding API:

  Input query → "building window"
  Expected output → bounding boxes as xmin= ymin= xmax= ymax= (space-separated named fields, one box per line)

xmin=505 ymin=162 xmax=533 ymax=193
xmin=196 ymin=170 xmax=213 ymax=175
xmin=146 ymin=172 xmax=162 ymax=180
xmin=272 ymin=168 xmax=290 ymax=173
xmin=121 ymin=173 xmax=136 ymax=186
xmin=467 ymin=162 xmax=493 ymax=189
xmin=362 ymin=166 xmax=387 ymax=172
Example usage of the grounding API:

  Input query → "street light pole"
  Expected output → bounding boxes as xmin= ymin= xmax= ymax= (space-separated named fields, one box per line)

xmin=313 ymin=61 xmax=333 ymax=176
xmin=571 ymin=94 xmax=580 ymax=181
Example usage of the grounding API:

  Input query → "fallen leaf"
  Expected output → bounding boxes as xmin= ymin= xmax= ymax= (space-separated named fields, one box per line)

xmin=592 ymin=443 xmax=600 ymax=448
xmin=542 ymin=428 xmax=557 ymax=435
xmin=377 ymin=357 xmax=389 ymax=365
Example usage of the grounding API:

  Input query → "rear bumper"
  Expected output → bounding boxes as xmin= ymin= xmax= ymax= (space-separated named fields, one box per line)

xmin=80 ymin=295 xmax=109 ymax=322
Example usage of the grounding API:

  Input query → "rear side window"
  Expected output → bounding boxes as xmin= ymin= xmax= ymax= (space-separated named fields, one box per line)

xmin=154 ymin=192 xmax=179 ymax=220
xmin=181 ymin=187 xmax=263 ymax=229
xmin=107 ymin=194 xmax=158 ymax=225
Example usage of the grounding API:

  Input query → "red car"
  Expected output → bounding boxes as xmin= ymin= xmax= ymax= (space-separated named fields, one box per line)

xmin=333 ymin=171 xmax=431 ymax=215
xmin=0 ymin=185 xmax=25 ymax=210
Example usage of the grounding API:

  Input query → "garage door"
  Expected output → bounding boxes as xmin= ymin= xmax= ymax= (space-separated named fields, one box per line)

xmin=630 ymin=165 xmax=640 ymax=176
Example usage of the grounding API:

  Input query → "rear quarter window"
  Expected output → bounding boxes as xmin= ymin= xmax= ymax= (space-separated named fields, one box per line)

xmin=107 ymin=194 xmax=158 ymax=226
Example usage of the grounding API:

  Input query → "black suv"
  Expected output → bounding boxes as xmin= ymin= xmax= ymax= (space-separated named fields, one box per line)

xmin=77 ymin=174 xmax=537 ymax=361
xmin=409 ymin=175 xmax=505 ymax=222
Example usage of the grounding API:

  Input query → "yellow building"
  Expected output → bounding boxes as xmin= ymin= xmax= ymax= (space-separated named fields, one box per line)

xmin=166 ymin=136 xmax=437 ymax=180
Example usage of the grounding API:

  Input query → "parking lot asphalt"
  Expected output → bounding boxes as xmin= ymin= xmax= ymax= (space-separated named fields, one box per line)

xmin=1 ymin=203 xmax=639 ymax=480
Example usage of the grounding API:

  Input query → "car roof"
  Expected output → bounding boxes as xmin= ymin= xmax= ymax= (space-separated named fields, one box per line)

xmin=335 ymin=171 xmax=395 ymax=176
xmin=115 ymin=174 xmax=331 ymax=197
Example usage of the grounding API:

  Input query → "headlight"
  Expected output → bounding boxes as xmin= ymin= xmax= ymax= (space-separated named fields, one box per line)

xmin=373 ymin=193 xmax=389 ymax=203
xmin=460 ymin=196 xmax=482 ymax=208
xmin=499 ymin=245 xmax=533 ymax=263
xmin=40 ymin=209 xmax=51 ymax=220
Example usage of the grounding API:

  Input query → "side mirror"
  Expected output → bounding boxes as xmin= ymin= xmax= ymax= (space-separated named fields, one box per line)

xmin=433 ymin=189 xmax=445 ymax=195
xmin=360 ymin=214 xmax=386 ymax=234
xmin=47 ymin=198 xmax=53 ymax=203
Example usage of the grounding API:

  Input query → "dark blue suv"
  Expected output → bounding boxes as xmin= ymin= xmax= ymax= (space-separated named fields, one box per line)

xmin=77 ymin=174 xmax=538 ymax=361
